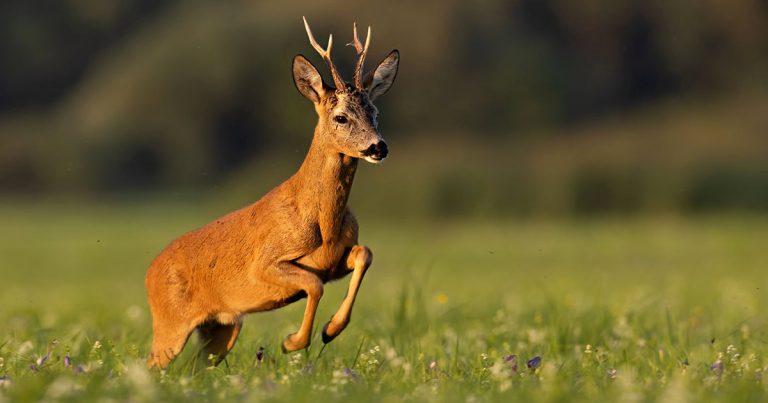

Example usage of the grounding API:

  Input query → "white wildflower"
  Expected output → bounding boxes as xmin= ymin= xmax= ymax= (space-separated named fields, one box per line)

xmin=363 ymin=346 xmax=380 ymax=369
xmin=45 ymin=376 xmax=81 ymax=399
xmin=741 ymin=324 xmax=750 ymax=339
xmin=489 ymin=361 xmax=507 ymax=380
xmin=527 ymin=328 xmax=546 ymax=344
xmin=331 ymin=369 xmax=350 ymax=386
xmin=17 ymin=340 xmax=34 ymax=355
xmin=386 ymin=347 xmax=404 ymax=369
xmin=402 ymin=362 xmax=412 ymax=375
xmin=385 ymin=347 xmax=398 ymax=360
xmin=124 ymin=360 xmax=155 ymax=399
xmin=617 ymin=366 xmax=642 ymax=403
xmin=227 ymin=375 xmax=244 ymax=390
xmin=126 ymin=305 xmax=144 ymax=321
xmin=612 ymin=316 xmax=634 ymax=339
xmin=288 ymin=352 xmax=303 ymax=367
xmin=658 ymin=374 xmax=688 ymax=403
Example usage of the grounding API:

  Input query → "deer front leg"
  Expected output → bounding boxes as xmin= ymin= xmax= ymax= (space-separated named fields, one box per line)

xmin=261 ymin=262 xmax=324 ymax=353
xmin=322 ymin=245 xmax=372 ymax=343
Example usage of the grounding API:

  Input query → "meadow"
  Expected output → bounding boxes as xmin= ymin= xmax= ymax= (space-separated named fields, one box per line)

xmin=0 ymin=201 xmax=766 ymax=402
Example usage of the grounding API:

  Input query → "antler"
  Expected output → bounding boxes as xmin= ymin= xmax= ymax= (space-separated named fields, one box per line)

xmin=351 ymin=22 xmax=371 ymax=89
xmin=303 ymin=16 xmax=346 ymax=90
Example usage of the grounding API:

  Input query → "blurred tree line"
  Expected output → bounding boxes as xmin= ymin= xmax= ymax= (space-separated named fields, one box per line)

xmin=0 ymin=0 xmax=766 ymax=216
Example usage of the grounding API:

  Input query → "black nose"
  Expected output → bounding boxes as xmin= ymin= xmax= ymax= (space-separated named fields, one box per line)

xmin=374 ymin=141 xmax=388 ymax=159
xmin=362 ymin=141 xmax=388 ymax=159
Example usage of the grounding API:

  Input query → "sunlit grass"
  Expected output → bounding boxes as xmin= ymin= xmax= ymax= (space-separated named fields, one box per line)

xmin=0 ymin=203 xmax=766 ymax=401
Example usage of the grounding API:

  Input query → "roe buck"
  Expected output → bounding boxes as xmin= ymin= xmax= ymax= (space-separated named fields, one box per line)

xmin=145 ymin=17 xmax=399 ymax=369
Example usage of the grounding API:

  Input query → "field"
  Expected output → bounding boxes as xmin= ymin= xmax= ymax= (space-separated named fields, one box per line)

xmin=0 ymin=202 xmax=767 ymax=402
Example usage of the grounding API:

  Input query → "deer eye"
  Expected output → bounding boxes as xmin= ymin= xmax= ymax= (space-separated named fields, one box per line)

xmin=333 ymin=115 xmax=348 ymax=124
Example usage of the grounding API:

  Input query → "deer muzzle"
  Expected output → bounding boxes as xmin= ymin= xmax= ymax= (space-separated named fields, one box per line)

xmin=361 ymin=141 xmax=388 ymax=163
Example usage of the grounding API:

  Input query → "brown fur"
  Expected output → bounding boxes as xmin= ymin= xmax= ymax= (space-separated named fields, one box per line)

xmin=145 ymin=20 xmax=399 ymax=369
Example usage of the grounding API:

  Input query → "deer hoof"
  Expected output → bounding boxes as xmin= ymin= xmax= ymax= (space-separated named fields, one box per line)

xmin=281 ymin=333 xmax=308 ymax=353
xmin=321 ymin=317 xmax=348 ymax=344
xmin=321 ymin=322 xmax=337 ymax=344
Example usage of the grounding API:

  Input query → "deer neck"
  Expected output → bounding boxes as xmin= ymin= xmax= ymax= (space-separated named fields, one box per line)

xmin=292 ymin=127 xmax=358 ymax=242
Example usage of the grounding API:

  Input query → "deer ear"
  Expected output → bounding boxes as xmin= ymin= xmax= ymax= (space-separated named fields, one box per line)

xmin=293 ymin=55 xmax=326 ymax=103
xmin=364 ymin=50 xmax=399 ymax=101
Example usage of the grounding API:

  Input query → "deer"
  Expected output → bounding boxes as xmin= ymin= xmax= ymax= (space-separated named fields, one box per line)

xmin=144 ymin=17 xmax=399 ymax=369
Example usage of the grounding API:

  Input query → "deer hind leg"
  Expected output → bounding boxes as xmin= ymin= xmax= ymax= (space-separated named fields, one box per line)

xmin=322 ymin=245 xmax=372 ymax=343
xmin=147 ymin=319 xmax=194 ymax=369
xmin=197 ymin=320 xmax=242 ymax=366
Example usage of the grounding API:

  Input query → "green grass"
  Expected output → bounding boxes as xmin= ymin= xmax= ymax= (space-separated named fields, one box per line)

xmin=0 ymin=202 xmax=767 ymax=402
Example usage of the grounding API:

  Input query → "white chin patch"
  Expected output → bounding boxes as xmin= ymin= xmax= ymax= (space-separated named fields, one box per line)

xmin=363 ymin=156 xmax=385 ymax=164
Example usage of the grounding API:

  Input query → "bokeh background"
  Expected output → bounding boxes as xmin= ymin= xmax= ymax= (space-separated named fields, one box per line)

xmin=1 ymin=1 xmax=768 ymax=401
xmin=1 ymin=0 xmax=766 ymax=217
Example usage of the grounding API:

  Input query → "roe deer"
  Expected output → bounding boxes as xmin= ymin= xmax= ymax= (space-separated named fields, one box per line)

xmin=145 ymin=17 xmax=399 ymax=369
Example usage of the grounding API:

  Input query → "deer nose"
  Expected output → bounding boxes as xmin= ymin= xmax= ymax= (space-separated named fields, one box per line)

xmin=374 ymin=141 xmax=388 ymax=159
xmin=362 ymin=141 xmax=388 ymax=160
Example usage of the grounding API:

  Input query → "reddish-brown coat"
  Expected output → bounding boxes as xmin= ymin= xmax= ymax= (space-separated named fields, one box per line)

xmin=145 ymin=19 xmax=398 ymax=369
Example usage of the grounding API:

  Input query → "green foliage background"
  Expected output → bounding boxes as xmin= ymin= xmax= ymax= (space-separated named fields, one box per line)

xmin=0 ymin=0 xmax=766 ymax=215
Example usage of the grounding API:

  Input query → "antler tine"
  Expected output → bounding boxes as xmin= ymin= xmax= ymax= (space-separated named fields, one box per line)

xmin=352 ymin=22 xmax=371 ymax=89
xmin=303 ymin=16 xmax=346 ymax=89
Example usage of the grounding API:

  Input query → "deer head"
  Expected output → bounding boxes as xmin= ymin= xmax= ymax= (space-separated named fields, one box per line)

xmin=293 ymin=17 xmax=399 ymax=164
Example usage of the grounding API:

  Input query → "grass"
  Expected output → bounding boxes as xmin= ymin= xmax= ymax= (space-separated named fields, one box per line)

xmin=0 ymin=201 xmax=767 ymax=401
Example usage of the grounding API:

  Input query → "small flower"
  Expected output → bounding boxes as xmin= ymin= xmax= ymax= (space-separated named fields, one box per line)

xmin=303 ymin=363 xmax=315 ymax=374
xmin=526 ymin=356 xmax=541 ymax=370
xmin=710 ymin=360 xmax=724 ymax=377
xmin=402 ymin=362 xmax=412 ymax=375
xmin=489 ymin=361 xmax=507 ymax=380
xmin=504 ymin=354 xmax=518 ymax=373
xmin=256 ymin=347 xmax=264 ymax=363
xmin=17 ymin=341 xmax=34 ymax=355
xmin=584 ymin=344 xmax=593 ymax=354
xmin=429 ymin=361 xmax=438 ymax=370
xmin=64 ymin=354 xmax=71 ymax=368
xmin=607 ymin=368 xmax=617 ymax=379
xmin=342 ymin=367 xmax=358 ymax=379
xmin=288 ymin=352 xmax=303 ymax=369
xmin=331 ymin=368 xmax=354 ymax=386
xmin=92 ymin=341 xmax=102 ymax=351
xmin=436 ymin=293 xmax=448 ymax=304
xmin=126 ymin=305 xmax=144 ymax=321
xmin=36 ymin=351 xmax=50 ymax=367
